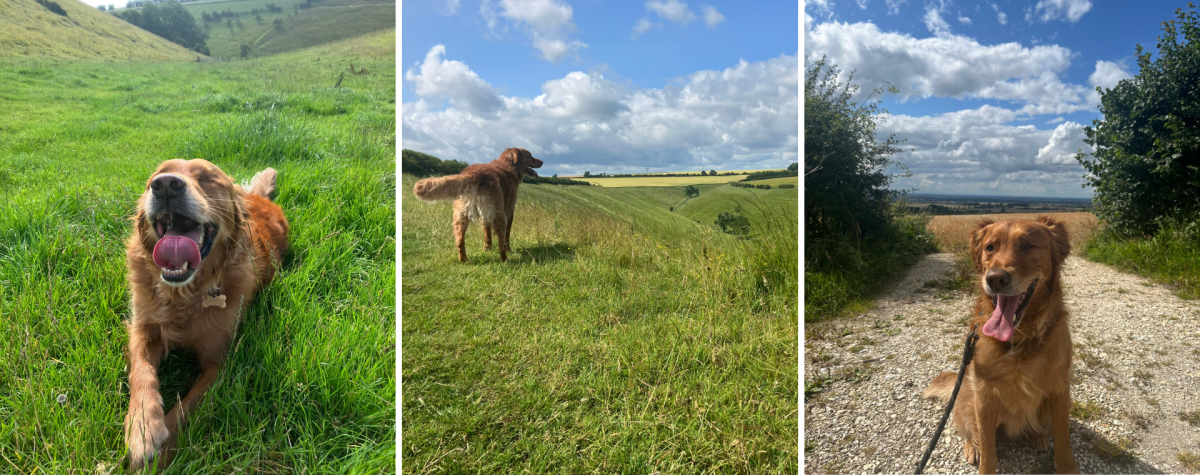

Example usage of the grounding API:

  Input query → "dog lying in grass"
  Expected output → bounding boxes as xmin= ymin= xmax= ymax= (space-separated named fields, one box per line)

xmin=924 ymin=216 xmax=1078 ymax=474
xmin=412 ymin=148 xmax=543 ymax=262
xmin=124 ymin=159 xmax=288 ymax=470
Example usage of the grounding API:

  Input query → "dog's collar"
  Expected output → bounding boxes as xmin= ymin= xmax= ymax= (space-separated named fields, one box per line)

xmin=990 ymin=278 xmax=1039 ymax=328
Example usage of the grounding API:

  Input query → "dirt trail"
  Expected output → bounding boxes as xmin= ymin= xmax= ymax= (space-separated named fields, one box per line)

xmin=805 ymin=254 xmax=1200 ymax=474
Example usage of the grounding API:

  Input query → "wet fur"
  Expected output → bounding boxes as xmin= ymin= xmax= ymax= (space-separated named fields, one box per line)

xmin=923 ymin=216 xmax=1079 ymax=474
xmin=412 ymin=148 xmax=542 ymax=262
xmin=124 ymin=159 xmax=288 ymax=470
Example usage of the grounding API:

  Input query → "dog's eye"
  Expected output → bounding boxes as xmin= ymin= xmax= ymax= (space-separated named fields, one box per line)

xmin=1020 ymin=243 xmax=1034 ymax=251
xmin=985 ymin=244 xmax=994 ymax=252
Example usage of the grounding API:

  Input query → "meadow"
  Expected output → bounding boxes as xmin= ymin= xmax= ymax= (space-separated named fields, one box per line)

xmin=0 ymin=30 xmax=395 ymax=472
xmin=181 ymin=0 xmax=394 ymax=59
xmin=581 ymin=174 xmax=741 ymax=187
xmin=401 ymin=178 xmax=798 ymax=472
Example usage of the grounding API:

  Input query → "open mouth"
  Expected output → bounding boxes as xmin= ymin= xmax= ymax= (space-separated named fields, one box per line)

xmin=983 ymin=278 xmax=1039 ymax=342
xmin=150 ymin=211 xmax=217 ymax=285
xmin=525 ymin=166 xmax=539 ymax=177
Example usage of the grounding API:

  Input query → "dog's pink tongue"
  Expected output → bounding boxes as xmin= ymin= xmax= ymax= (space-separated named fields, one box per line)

xmin=983 ymin=293 xmax=1020 ymax=341
xmin=152 ymin=234 xmax=201 ymax=270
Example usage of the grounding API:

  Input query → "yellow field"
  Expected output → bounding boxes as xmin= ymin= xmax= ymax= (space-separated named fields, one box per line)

xmin=581 ymin=175 xmax=740 ymax=187
xmin=928 ymin=212 xmax=1098 ymax=253
xmin=746 ymin=176 xmax=798 ymax=186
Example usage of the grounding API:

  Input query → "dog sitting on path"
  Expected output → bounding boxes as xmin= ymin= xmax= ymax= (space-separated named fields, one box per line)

xmin=124 ymin=159 xmax=288 ymax=470
xmin=412 ymin=148 xmax=543 ymax=262
xmin=924 ymin=216 xmax=1079 ymax=474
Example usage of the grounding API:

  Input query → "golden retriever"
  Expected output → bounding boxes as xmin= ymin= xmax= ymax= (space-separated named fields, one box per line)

xmin=124 ymin=159 xmax=288 ymax=469
xmin=924 ymin=216 xmax=1079 ymax=474
xmin=412 ymin=148 xmax=543 ymax=262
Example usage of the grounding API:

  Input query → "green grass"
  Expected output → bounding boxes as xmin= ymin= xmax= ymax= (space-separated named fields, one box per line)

xmin=581 ymin=174 xmax=742 ymax=187
xmin=0 ymin=30 xmax=395 ymax=472
xmin=676 ymin=183 xmax=797 ymax=235
xmin=1082 ymin=223 xmax=1200 ymax=298
xmin=0 ymin=0 xmax=195 ymax=60
xmin=182 ymin=0 xmax=394 ymax=58
xmin=401 ymin=177 xmax=797 ymax=472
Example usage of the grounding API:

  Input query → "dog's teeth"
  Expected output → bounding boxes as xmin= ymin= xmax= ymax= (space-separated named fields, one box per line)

xmin=182 ymin=261 xmax=189 ymax=271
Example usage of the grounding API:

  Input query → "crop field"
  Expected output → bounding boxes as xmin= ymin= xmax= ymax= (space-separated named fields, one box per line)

xmin=742 ymin=176 xmax=797 ymax=186
xmin=0 ymin=30 xmax=395 ymax=472
xmin=402 ymin=179 xmax=798 ymax=473
xmin=928 ymin=212 xmax=1099 ymax=253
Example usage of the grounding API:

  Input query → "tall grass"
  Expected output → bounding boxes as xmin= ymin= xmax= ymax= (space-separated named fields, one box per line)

xmin=402 ymin=178 xmax=797 ymax=473
xmin=1082 ymin=219 xmax=1200 ymax=298
xmin=0 ymin=30 xmax=395 ymax=472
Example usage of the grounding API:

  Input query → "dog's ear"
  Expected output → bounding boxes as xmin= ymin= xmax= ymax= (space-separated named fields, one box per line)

xmin=1037 ymin=215 xmax=1071 ymax=265
xmin=501 ymin=148 xmax=520 ymax=166
xmin=969 ymin=219 xmax=995 ymax=271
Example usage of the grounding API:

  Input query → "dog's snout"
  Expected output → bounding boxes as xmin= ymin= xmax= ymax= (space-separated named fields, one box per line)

xmin=985 ymin=269 xmax=1011 ymax=289
xmin=151 ymin=174 xmax=186 ymax=199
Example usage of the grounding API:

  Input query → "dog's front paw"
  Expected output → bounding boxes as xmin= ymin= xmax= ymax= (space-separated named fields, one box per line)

xmin=963 ymin=441 xmax=980 ymax=465
xmin=125 ymin=403 xmax=169 ymax=470
xmin=1027 ymin=430 xmax=1050 ymax=451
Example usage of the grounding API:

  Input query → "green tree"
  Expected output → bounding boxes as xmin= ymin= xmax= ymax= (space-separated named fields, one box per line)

xmin=684 ymin=185 xmax=699 ymax=197
xmin=788 ymin=162 xmax=798 ymax=172
xmin=804 ymin=56 xmax=905 ymax=255
xmin=240 ymin=44 xmax=251 ymax=58
xmin=1077 ymin=5 xmax=1200 ymax=236
xmin=715 ymin=212 xmax=750 ymax=235
xmin=709 ymin=169 xmax=716 ymax=176
xmin=114 ymin=0 xmax=209 ymax=55
xmin=273 ymin=18 xmax=284 ymax=31
xmin=583 ymin=171 xmax=590 ymax=178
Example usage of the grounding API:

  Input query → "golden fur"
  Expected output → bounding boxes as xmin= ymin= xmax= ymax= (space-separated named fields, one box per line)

xmin=924 ymin=216 xmax=1079 ymax=474
xmin=412 ymin=148 xmax=543 ymax=262
xmin=124 ymin=159 xmax=288 ymax=469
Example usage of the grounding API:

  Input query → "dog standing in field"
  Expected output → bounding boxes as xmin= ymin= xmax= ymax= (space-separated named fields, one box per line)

xmin=412 ymin=148 xmax=543 ymax=262
xmin=924 ymin=216 xmax=1079 ymax=474
xmin=124 ymin=159 xmax=288 ymax=469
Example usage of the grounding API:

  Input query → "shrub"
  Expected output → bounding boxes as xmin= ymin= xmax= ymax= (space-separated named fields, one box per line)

xmin=715 ymin=211 xmax=750 ymax=235
xmin=684 ymin=185 xmax=699 ymax=197
xmin=1077 ymin=5 xmax=1200 ymax=236
xmin=778 ymin=184 xmax=795 ymax=189
xmin=36 ymin=0 xmax=68 ymax=16
xmin=401 ymin=149 xmax=467 ymax=177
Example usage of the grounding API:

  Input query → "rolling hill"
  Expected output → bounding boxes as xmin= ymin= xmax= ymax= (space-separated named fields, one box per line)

xmin=182 ymin=0 xmax=394 ymax=58
xmin=0 ymin=0 xmax=197 ymax=60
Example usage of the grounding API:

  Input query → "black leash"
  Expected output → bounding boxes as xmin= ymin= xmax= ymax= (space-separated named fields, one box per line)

xmin=915 ymin=324 xmax=980 ymax=475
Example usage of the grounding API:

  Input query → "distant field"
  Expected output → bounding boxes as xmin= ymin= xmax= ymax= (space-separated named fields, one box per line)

xmin=744 ymin=176 xmax=797 ymax=186
xmin=0 ymin=0 xmax=195 ymax=60
xmin=582 ymin=175 xmax=740 ymax=187
xmin=182 ymin=0 xmax=394 ymax=58
xmin=676 ymin=183 xmax=797 ymax=234
xmin=928 ymin=212 xmax=1098 ymax=253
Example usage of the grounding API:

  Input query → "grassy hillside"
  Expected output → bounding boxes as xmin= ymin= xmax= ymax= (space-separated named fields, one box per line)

xmin=0 ymin=0 xmax=197 ymax=60
xmin=582 ymin=174 xmax=740 ymax=187
xmin=676 ymin=183 xmax=798 ymax=234
xmin=402 ymin=179 xmax=798 ymax=472
xmin=182 ymin=0 xmax=393 ymax=58
xmin=0 ymin=30 xmax=395 ymax=472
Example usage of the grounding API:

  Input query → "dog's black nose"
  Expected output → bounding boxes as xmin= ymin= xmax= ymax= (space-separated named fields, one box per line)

xmin=986 ymin=269 xmax=1011 ymax=289
xmin=150 ymin=174 xmax=185 ymax=199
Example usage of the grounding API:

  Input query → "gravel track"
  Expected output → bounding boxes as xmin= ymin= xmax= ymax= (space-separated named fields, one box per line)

xmin=804 ymin=254 xmax=1200 ymax=474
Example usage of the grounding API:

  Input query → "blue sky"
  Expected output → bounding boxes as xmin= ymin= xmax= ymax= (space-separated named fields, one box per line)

xmin=402 ymin=0 xmax=799 ymax=176
xmin=806 ymin=0 xmax=1181 ymax=198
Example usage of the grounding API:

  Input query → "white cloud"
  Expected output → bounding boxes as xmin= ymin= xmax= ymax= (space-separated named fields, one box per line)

xmin=807 ymin=0 xmax=835 ymax=19
xmin=1046 ymin=117 xmax=1065 ymax=124
xmin=403 ymin=51 xmax=799 ymax=174
xmin=1029 ymin=0 xmax=1091 ymax=23
xmin=988 ymin=1 xmax=1007 ymax=25
xmin=444 ymin=0 xmax=460 ymax=15
xmin=923 ymin=7 xmax=952 ymax=36
xmin=856 ymin=0 xmax=868 ymax=9
xmin=482 ymin=0 xmax=588 ymax=63
xmin=701 ymin=5 xmax=725 ymax=27
xmin=1089 ymin=60 xmax=1132 ymax=90
xmin=957 ymin=13 xmax=971 ymax=24
xmin=880 ymin=106 xmax=1094 ymax=196
xmin=404 ymin=45 xmax=504 ymax=116
xmin=647 ymin=0 xmax=697 ymax=25
xmin=631 ymin=18 xmax=661 ymax=39
xmin=805 ymin=20 xmax=1094 ymax=114
xmin=885 ymin=0 xmax=906 ymax=15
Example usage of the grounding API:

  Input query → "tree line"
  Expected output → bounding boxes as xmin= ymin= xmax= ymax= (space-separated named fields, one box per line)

xmin=113 ymin=0 xmax=209 ymax=55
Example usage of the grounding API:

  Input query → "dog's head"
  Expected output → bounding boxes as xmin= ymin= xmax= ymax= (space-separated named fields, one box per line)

xmin=501 ymin=148 xmax=543 ymax=178
xmin=969 ymin=216 xmax=1070 ymax=341
xmin=134 ymin=159 xmax=244 ymax=287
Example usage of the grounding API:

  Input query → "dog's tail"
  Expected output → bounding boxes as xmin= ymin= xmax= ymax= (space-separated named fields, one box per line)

xmin=246 ymin=168 xmax=278 ymax=200
xmin=923 ymin=371 xmax=958 ymax=402
xmin=413 ymin=174 xmax=473 ymax=202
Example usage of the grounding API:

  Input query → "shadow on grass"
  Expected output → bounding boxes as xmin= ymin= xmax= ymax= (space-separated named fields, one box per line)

xmin=512 ymin=243 xmax=575 ymax=265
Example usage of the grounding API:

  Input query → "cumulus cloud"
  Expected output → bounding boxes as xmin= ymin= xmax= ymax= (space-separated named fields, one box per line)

xmin=481 ymin=0 xmax=588 ymax=63
xmin=988 ymin=1 xmax=1007 ymax=25
xmin=805 ymin=20 xmax=1095 ymax=114
xmin=879 ymin=106 xmax=1093 ymax=196
xmin=923 ymin=6 xmax=951 ymax=36
xmin=647 ymin=0 xmax=697 ymax=24
xmin=631 ymin=18 xmax=661 ymax=39
xmin=1029 ymin=0 xmax=1092 ymax=23
xmin=403 ymin=48 xmax=799 ymax=173
xmin=701 ymin=5 xmax=725 ymax=27
xmin=807 ymin=0 xmax=835 ymax=19
xmin=404 ymin=45 xmax=505 ymax=116
xmin=1089 ymin=60 xmax=1132 ymax=90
